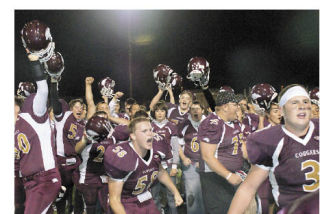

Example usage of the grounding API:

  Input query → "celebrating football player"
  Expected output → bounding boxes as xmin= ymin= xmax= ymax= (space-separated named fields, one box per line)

xmin=177 ymin=100 xmax=206 ymax=214
xmin=228 ymin=84 xmax=319 ymax=214
xmin=15 ymin=47 xmax=61 ymax=213
xmin=73 ymin=113 xmax=115 ymax=214
xmin=104 ymin=117 xmax=183 ymax=214
xmin=198 ymin=91 xmax=247 ymax=214
xmin=150 ymin=100 xmax=180 ymax=214
xmin=48 ymin=52 xmax=86 ymax=214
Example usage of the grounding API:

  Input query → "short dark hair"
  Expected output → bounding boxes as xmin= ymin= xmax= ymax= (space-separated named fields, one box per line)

xmin=93 ymin=111 xmax=107 ymax=117
xmin=191 ymin=100 xmax=204 ymax=110
xmin=125 ymin=98 xmax=136 ymax=105
xmin=133 ymin=110 xmax=149 ymax=119
xmin=150 ymin=100 xmax=168 ymax=119
xmin=216 ymin=91 xmax=237 ymax=106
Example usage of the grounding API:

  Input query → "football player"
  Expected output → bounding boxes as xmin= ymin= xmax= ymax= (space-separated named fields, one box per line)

xmin=49 ymin=56 xmax=86 ymax=213
xmin=177 ymin=100 xmax=206 ymax=214
xmin=14 ymin=96 xmax=26 ymax=214
xmin=73 ymin=114 xmax=115 ymax=214
xmin=198 ymin=91 xmax=247 ymax=214
xmin=228 ymin=84 xmax=319 ymax=213
xmin=150 ymin=100 xmax=180 ymax=214
xmin=14 ymin=50 xmax=61 ymax=214
xmin=104 ymin=117 xmax=183 ymax=214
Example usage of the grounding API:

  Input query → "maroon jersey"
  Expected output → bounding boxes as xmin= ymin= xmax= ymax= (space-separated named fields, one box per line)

xmin=166 ymin=103 xmax=189 ymax=125
xmin=14 ymin=94 xmax=57 ymax=177
xmin=118 ymin=112 xmax=130 ymax=121
xmin=77 ymin=138 xmax=115 ymax=185
xmin=198 ymin=112 xmax=248 ymax=173
xmin=151 ymin=119 xmax=178 ymax=146
xmin=177 ymin=116 xmax=206 ymax=162
xmin=247 ymin=119 xmax=319 ymax=208
xmin=110 ymin=124 xmax=130 ymax=142
xmin=243 ymin=113 xmax=260 ymax=132
xmin=54 ymin=99 xmax=85 ymax=158
xmin=277 ymin=191 xmax=319 ymax=214
xmin=104 ymin=136 xmax=172 ymax=203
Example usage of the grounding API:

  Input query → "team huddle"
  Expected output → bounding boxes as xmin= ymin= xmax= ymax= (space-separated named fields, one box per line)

xmin=14 ymin=20 xmax=319 ymax=214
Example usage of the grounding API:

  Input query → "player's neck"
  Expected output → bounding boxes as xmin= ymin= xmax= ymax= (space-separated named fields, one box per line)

xmin=284 ymin=123 xmax=310 ymax=138
xmin=132 ymin=141 xmax=148 ymax=158
xmin=216 ymin=111 xmax=229 ymax=122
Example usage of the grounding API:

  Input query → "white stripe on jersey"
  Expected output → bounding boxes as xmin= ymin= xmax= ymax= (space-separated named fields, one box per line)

xmin=281 ymin=121 xmax=314 ymax=146
xmin=79 ymin=144 xmax=93 ymax=184
xmin=269 ymin=138 xmax=284 ymax=207
xmin=204 ymin=123 xmax=226 ymax=173
xmin=20 ymin=113 xmax=55 ymax=171
xmin=55 ymin=111 xmax=73 ymax=156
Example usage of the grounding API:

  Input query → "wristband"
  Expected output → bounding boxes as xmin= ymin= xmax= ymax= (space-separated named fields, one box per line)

xmin=226 ymin=172 xmax=232 ymax=180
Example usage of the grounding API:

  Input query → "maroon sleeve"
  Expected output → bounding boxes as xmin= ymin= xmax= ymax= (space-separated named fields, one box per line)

xmin=198 ymin=114 xmax=222 ymax=144
xmin=246 ymin=126 xmax=281 ymax=167
xmin=169 ymin=122 xmax=178 ymax=137
xmin=166 ymin=102 xmax=176 ymax=110
xmin=104 ymin=143 xmax=137 ymax=180
xmin=112 ymin=125 xmax=130 ymax=142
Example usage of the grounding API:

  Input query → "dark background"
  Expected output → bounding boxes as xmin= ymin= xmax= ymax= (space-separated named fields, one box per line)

xmin=15 ymin=10 xmax=319 ymax=104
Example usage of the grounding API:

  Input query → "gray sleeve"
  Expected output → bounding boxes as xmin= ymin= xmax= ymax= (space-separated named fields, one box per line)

xmin=33 ymin=80 xmax=48 ymax=117
xmin=170 ymin=136 xmax=180 ymax=165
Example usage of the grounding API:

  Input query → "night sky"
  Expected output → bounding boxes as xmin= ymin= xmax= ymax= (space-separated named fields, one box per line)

xmin=15 ymin=10 xmax=319 ymax=104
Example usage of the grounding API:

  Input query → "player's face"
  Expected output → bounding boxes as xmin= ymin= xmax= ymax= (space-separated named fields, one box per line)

xmin=155 ymin=109 xmax=166 ymax=122
xmin=179 ymin=93 xmax=192 ymax=111
xmin=267 ymin=104 xmax=281 ymax=125
xmin=190 ymin=104 xmax=203 ymax=122
xmin=282 ymin=96 xmax=311 ymax=131
xmin=97 ymin=103 xmax=109 ymax=113
xmin=14 ymin=104 xmax=20 ymax=123
xmin=125 ymin=104 xmax=132 ymax=114
xmin=130 ymin=104 xmax=140 ymax=117
xmin=72 ymin=102 xmax=83 ymax=120
xmin=311 ymin=104 xmax=319 ymax=119
xmin=226 ymin=102 xmax=239 ymax=121
xmin=239 ymin=99 xmax=248 ymax=113
xmin=132 ymin=121 xmax=154 ymax=151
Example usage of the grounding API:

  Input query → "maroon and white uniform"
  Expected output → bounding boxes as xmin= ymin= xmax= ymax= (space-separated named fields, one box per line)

xmin=104 ymin=136 xmax=172 ymax=212
xmin=243 ymin=113 xmax=260 ymax=132
xmin=14 ymin=93 xmax=61 ymax=214
xmin=110 ymin=124 xmax=130 ymax=143
xmin=178 ymin=115 xmax=206 ymax=163
xmin=73 ymin=138 xmax=115 ymax=213
xmin=54 ymin=99 xmax=85 ymax=174
xmin=246 ymin=119 xmax=319 ymax=208
xmin=166 ymin=103 xmax=189 ymax=125
xmin=198 ymin=112 xmax=248 ymax=172
xmin=151 ymin=119 xmax=178 ymax=168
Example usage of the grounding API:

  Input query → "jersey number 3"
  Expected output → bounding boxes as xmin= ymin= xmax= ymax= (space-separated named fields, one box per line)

xmin=301 ymin=160 xmax=319 ymax=192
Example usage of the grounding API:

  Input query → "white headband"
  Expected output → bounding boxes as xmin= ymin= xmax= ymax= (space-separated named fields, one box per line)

xmin=279 ymin=86 xmax=310 ymax=107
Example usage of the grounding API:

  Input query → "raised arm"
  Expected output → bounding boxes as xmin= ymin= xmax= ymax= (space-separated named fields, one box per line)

xmin=85 ymin=77 xmax=96 ymax=119
xmin=167 ymin=86 xmax=175 ymax=104
xmin=149 ymin=87 xmax=165 ymax=111
xmin=28 ymin=53 xmax=48 ymax=117
xmin=50 ymin=77 xmax=62 ymax=117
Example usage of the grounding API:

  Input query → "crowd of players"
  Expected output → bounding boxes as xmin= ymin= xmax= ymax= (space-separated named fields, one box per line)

xmin=14 ymin=20 xmax=319 ymax=214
